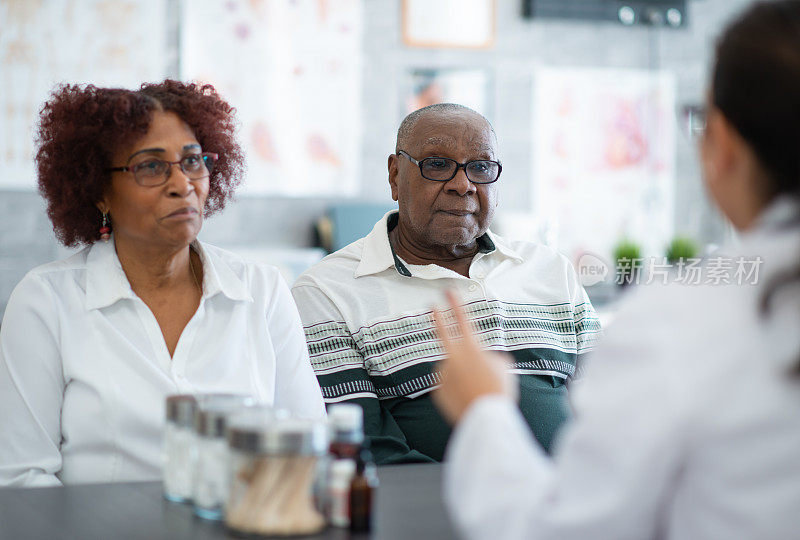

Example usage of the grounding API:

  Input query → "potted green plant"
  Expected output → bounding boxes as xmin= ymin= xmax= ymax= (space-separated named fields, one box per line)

xmin=665 ymin=236 xmax=699 ymax=265
xmin=613 ymin=239 xmax=643 ymax=287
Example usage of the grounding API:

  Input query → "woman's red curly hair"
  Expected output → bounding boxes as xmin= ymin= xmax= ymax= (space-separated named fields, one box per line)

xmin=35 ymin=79 xmax=244 ymax=246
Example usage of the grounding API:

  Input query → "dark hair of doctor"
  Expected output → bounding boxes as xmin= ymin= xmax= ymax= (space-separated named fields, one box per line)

xmin=711 ymin=0 xmax=800 ymax=370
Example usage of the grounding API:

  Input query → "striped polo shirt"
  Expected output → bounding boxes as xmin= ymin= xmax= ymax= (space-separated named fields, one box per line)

xmin=292 ymin=211 xmax=601 ymax=464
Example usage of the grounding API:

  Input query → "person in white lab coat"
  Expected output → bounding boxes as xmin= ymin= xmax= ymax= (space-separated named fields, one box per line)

xmin=432 ymin=1 xmax=800 ymax=539
xmin=0 ymin=81 xmax=325 ymax=487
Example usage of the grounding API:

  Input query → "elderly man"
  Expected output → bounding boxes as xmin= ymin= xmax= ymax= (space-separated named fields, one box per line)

xmin=292 ymin=104 xmax=600 ymax=464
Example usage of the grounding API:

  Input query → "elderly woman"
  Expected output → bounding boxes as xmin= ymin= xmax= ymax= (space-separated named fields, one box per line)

xmin=0 ymin=80 xmax=325 ymax=487
xmin=433 ymin=1 xmax=800 ymax=539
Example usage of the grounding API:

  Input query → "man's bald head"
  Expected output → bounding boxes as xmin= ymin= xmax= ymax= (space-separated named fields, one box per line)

xmin=395 ymin=103 xmax=496 ymax=153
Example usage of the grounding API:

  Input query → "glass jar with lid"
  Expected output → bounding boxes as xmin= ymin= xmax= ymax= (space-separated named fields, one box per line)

xmin=164 ymin=394 xmax=198 ymax=502
xmin=192 ymin=394 xmax=257 ymax=520
xmin=226 ymin=410 xmax=328 ymax=536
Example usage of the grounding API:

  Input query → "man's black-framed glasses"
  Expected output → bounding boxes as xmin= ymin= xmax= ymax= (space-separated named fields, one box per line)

xmin=108 ymin=152 xmax=218 ymax=187
xmin=397 ymin=150 xmax=501 ymax=184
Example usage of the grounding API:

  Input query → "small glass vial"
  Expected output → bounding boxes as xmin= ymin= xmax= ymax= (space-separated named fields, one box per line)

xmin=328 ymin=403 xmax=364 ymax=460
xmin=192 ymin=394 xmax=256 ymax=520
xmin=226 ymin=412 xmax=328 ymax=536
xmin=164 ymin=394 xmax=198 ymax=502
xmin=349 ymin=447 xmax=378 ymax=533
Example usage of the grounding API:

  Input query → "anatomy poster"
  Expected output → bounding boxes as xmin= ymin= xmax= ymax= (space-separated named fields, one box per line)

xmin=0 ymin=0 xmax=168 ymax=189
xmin=531 ymin=68 xmax=676 ymax=261
xmin=181 ymin=0 xmax=363 ymax=196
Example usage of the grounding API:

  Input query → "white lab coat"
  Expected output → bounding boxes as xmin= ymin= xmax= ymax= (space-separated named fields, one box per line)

xmin=444 ymin=197 xmax=800 ymax=540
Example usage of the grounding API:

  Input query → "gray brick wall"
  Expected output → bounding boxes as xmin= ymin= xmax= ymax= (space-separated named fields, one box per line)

xmin=0 ymin=0 xmax=755 ymax=317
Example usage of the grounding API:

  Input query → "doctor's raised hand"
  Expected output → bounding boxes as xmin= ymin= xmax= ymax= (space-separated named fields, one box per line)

xmin=432 ymin=290 xmax=517 ymax=425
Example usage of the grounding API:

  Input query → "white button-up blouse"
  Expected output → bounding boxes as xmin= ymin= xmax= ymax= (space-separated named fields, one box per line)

xmin=0 ymin=239 xmax=325 ymax=487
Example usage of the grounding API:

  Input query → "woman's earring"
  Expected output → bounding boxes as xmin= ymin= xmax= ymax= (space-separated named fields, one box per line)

xmin=99 ymin=213 xmax=111 ymax=242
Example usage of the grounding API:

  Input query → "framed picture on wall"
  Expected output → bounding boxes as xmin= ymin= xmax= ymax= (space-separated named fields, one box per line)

xmin=401 ymin=68 xmax=494 ymax=120
xmin=401 ymin=0 xmax=496 ymax=49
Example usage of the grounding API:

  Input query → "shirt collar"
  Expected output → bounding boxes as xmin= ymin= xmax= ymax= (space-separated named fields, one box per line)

xmin=354 ymin=211 xmax=401 ymax=278
xmin=353 ymin=210 xmax=523 ymax=279
xmin=85 ymin=237 xmax=252 ymax=310
xmin=752 ymin=194 xmax=800 ymax=232
xmin=192 ymin=240 xmax=253 ymax=303
xmin=85 ymin=237 xmax=136 ymax=310
xmin=482 ymin=229 xmax=525 ymax=263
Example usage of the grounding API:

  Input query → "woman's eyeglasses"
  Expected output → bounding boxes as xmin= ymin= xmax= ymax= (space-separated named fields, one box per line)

xmin=108 ymin=152 xmax=218 ymax=187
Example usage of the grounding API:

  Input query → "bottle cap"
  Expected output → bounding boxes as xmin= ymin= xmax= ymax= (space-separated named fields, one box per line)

xmin=355 ymin=447 xmax=375 ymax=474
xmin=194 ymin=394 xmax=257 ymax=437
xmin=228 ymin=413 xmax=328 ymax=456
xmin=166 ymin=394 xmax=197 ymax=428
xmin=328 ymin=404 xmax=363 ymax=432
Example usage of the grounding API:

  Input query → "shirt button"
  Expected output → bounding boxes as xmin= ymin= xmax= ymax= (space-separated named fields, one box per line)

xmin=468 ymin=284 xmax=477 ymax=292
xmin=475 ymin=273 xmax=485 ymax=279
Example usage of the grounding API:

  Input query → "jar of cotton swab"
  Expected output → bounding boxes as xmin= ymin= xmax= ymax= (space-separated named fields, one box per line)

xmin=225 ymin=410 xmax=328 ymax=536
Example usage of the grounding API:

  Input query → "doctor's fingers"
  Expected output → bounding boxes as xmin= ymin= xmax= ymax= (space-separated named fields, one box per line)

xmin=433 ymin=291 xmax=482 ymax=353
xmin=444 ymin=290 xmax=482 ymax=351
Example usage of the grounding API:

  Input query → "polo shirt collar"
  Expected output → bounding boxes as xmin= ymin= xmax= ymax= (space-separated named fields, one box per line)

xmin=354 ymin=211 xmax=400 ymax=278
xmin=484 ymin=229 xmax=525 ymax=263
xmin=353 ymin=210 xmax=523 ymax=279
xmin=85 ymin=236 xmax=252 ymax=310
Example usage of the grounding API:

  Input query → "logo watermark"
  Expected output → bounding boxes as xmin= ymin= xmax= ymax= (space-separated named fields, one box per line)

xmin=577 ymin=254 xmax=763 ymax=287
xmin=576 ymin=253 xmax=610 ymax=287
